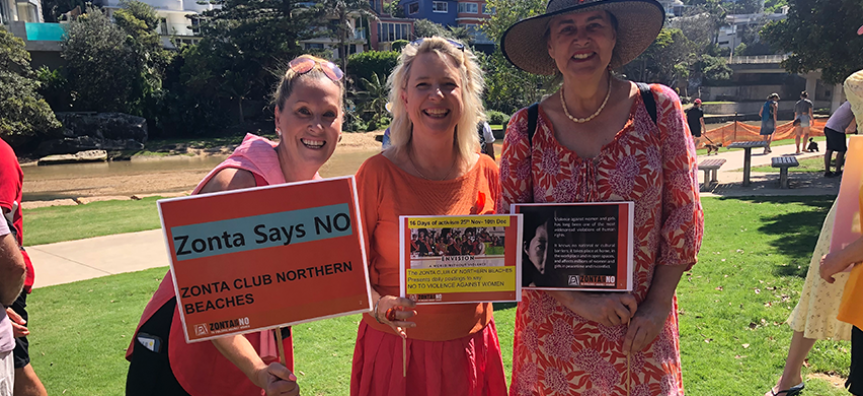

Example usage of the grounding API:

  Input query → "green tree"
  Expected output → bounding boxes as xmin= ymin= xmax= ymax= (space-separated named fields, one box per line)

xmin=358 ymin=72 xmax=389 ymax=129
xmin=623 ymin=28 xmax=695 ymax=86
xmin=479 ymin=0 xmax=553 ymax=113
xmin=413 ymin=19 xmax=453 ymax=39
xmin=61 ymin=6 xmax=141 ymax=113
xmin=347 ymin=50 xmax=399 ymax=86
xmin=0 ymin=27 xmax=62 ymax=150
xmin=693 ymin=54 xmax=732 ymax=84
xmin=762 ymin=0 xmax=863 ymax=84
xmin=188 ymin=0 xmax=320 ymax=124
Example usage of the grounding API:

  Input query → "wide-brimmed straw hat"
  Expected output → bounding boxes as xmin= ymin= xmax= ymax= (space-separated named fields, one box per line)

xmin=501 ymin=0 xmax=665 ymax=75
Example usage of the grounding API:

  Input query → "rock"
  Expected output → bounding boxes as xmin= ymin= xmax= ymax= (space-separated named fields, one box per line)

xmin=38 ymin=150 xmax=108 ymax=165
xmin=21 ymin=199 xmax=79 ymax=209
xmin=74 ymin=196 xmax=132 ymax=205
xmin=35 ymin=112 xmax=148 ymax=156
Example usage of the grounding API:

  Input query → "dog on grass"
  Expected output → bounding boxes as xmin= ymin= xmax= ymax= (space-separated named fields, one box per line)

xmin=807 ymin=138 xmax=819 ymax=152
xmin=705 ymin=142 xmax=722 ymax=155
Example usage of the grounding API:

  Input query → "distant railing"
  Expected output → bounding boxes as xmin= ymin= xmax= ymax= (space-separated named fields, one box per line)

xmin=727 ymin=55 xmax=789 ymax=64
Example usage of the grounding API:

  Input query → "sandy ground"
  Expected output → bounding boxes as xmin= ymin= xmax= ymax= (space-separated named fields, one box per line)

xmin=21 ymin=132 xmax=384 ymax=207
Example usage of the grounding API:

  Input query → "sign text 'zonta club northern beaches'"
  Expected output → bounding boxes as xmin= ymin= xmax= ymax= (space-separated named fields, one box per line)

xmin=159 ymin=176 xmax=372 ymax=343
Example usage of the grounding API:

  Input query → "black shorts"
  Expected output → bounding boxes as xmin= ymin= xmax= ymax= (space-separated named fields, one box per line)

xmin=10 ymin=291 xmax=29 ymax=369
xmin=850 ymin=326 xmax=863 ymax=395
xmin=825 ymin=127 xmax=848 ymax=152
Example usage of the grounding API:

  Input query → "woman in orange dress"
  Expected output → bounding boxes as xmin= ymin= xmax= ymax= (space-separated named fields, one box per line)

xmin=498 ymin=0 xmax=703 ymax=394
xmin=351 ymin=37 xmax=507 ymax=396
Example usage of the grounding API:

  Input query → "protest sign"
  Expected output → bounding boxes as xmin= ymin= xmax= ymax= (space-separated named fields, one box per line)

xmin=512 ymin=202 xmax=633 ymax=291
xmin=399 ymin=215 xmax=522 ymax=304
xmin=159 ymin=176 xmax=372 ymax=343
xmin=831 ymin=136 xmax=863 ymax=260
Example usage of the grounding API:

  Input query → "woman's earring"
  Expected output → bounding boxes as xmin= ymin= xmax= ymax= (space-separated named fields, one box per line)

xmin=275 ymin=127 xmax=282 ymax=136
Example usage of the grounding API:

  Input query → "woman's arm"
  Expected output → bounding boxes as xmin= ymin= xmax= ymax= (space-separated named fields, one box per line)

xmin=773 ymin=103 xmax=779 ymax=122
xmin=624 ymin=85 xmax=704 ymax=355
xmin=820 ymin=235 xmax=863 ymax=283
xmin=201 ymin=168 xmax=299 ymax=395
xmin=354 ymin=160 xmax=417 ymax=336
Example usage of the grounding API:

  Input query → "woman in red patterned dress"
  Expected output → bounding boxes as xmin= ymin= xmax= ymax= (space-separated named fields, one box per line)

xmin=498 ymin=0 xmax=703 ymax=394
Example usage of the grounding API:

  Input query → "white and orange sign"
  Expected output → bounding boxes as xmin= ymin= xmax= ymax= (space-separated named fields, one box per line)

xmin=159 ymin=176 xmax=372 ymax=343
xmin=399 ymin=215 xmax=523 ymax=305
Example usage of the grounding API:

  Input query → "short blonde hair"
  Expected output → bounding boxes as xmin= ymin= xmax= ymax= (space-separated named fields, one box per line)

xmin=386 ymin=37 xmax=486 ymax=161
xmin=272 ymin=54 xmax=345 ymax=110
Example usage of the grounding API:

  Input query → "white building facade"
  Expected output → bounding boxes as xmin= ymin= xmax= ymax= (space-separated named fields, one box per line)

xmin=98 ymin=0 xmax=215 ymax=48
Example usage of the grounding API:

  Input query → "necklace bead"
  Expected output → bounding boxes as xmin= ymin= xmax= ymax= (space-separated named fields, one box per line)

xmin=560 ymin=76 xmax=613 ymax=124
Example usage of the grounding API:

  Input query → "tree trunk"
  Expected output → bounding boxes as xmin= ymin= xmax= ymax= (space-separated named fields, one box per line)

xmin=237 ymin=96 xmax=244 ymax=125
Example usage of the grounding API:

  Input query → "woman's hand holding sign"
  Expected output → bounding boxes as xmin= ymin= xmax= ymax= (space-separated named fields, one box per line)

xmin=259 ymin=363 xmax=300 ymax=396
xmin=374 ymin=293 xmax=417 ymax=337
xmin=548 ymin=291 xmax=638 ymax=327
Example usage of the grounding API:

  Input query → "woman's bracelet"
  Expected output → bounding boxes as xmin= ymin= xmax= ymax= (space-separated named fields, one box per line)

xmin=373 ymin=298 xmax=384 ymax=324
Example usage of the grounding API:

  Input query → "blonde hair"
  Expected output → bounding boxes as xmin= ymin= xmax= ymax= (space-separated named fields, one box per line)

xmin=272 ymin=54 xmax=345 ymax=110
xmin=386 ymin=37 xmax=486 ymax=161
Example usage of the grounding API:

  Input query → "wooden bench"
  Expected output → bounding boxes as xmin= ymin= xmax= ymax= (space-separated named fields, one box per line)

xmin=698 ymin=158 xmax=726 ymax=185
xmin=771 ymin=156 xmax=799 ymax=189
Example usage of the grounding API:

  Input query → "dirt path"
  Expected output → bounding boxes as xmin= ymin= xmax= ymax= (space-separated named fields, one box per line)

xmin=22 ymin=132 xmax=383 ymax=204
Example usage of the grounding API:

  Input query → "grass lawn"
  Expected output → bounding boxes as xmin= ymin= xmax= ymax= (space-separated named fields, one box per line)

xmin=695 ymin=136 xmax=827 ymax=156
xmin=24 ymin=196 xmax=852 ymax=395
xmin=22 ymin=197 xmax=163 ymax=246
xmin=748 ymin=156 xmax=827 ymax=173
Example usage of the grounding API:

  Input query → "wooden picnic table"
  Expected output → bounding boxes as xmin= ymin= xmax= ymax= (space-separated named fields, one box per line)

xmin=726 ymin=141 xmax=768 ymax=186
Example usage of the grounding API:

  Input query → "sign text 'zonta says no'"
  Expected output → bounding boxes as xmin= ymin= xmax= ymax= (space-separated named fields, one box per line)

xmin=170 ymin=204 xmax=352 ymax=260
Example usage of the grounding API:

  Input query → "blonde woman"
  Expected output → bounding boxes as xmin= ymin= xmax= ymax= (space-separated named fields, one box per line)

xmin=351 ymin=37 xmax=507 ymax=396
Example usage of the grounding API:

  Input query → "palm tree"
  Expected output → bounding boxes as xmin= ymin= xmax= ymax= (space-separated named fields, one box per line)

xmin=316 ymin=0 xmax=375 ymax=75
xmin=360 ymin=72 xmax=388 ymax=124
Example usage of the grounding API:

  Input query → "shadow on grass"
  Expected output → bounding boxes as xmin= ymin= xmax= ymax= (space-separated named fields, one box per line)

xmin=493 ymin=302 xmax=518 ymax=311
xmin=718 ymin=196 xmax=833 ymax=278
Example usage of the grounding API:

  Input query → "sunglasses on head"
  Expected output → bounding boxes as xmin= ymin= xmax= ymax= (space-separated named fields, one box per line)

xmin=410 ymin=38 xmax=465 ymax=51
xmin=288 ymin=57 xmax=344 ymax=82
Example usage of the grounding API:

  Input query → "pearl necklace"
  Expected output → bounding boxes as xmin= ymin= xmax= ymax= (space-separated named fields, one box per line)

xmin=560 ymin=76 xmax=613 ymax=124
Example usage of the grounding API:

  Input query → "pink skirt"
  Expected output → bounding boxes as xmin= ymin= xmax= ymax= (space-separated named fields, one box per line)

xmin=350 ymin=319 xmax=507 ymax=396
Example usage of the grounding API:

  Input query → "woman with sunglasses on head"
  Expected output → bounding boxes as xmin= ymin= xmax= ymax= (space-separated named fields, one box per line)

xmin=125 ymin=55 xmax=344 ymax=396
xmin=498 ymin=0 xmax=703 ymax=394
xmin=351 ymin=37 xmax=507 ymax=396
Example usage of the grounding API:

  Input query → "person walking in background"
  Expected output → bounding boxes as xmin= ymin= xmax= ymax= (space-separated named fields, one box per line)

xmin=479 ymin=120 xmax=497 ymax=160
xmin=760 ymin=93 xmax=780 ymax=154
xmin=795 ymin=91 xmax=815 ymax=155
xmin=823 ymin=101 xmax=857 ymax=177
xmin=0 ymin=139 xmax=48 ymax=396
xmin=686 ymin=98 xmax=706 ymax=146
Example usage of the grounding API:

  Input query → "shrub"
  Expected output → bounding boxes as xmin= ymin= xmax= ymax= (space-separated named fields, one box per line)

xmin=347 ymin=51 xmax=400 ymax=87
xmin=486 ymin=110 xmax=510 ymax=126
xmin=392 ymin=40 xmax=409 ymax=52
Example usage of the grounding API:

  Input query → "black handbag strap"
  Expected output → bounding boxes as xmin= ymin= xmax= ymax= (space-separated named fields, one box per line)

xmin=636 ymin=82 xmax=658 ymax=125
xmin=526 ymin=102 xmax=540 ymax=147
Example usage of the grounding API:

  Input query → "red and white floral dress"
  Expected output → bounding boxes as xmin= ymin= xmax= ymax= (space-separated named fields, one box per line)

xmin=498 ymin=83 xmax=704 ymax=396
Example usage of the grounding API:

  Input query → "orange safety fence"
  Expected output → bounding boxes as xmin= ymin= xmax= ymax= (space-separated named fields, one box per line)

xmin=695 ymin=119 xmax=827 ymax=149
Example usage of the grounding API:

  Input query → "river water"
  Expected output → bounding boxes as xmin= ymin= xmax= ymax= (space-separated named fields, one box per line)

xmin=22 ymin=150 xmax=380 ymax=201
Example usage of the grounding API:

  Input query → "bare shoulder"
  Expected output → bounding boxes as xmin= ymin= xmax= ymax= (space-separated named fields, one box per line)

xmin=199 ymin=168 xmax=257 ymax=194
